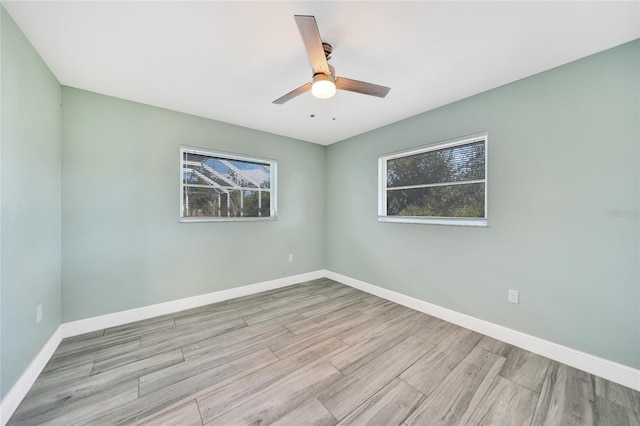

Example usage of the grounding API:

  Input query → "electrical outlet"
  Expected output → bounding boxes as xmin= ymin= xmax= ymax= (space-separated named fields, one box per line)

xmin=288 ymin=254 xmax=294 ymax=262
xmin=508 ymin=289 xmax=519 ymax=304
xmin=36 ymin=304 xmax=43 ymax=324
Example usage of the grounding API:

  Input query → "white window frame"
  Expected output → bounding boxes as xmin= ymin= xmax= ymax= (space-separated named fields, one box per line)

xmin=180 ymin=146 xmax=277 ymax=222
xmin=378 ymin=132 xmax=488 ymax=227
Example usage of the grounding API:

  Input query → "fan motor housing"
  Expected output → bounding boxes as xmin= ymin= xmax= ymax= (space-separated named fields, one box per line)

xmin=315 ymin=64 xmax=336 ymax=78
xmin=322 ymin=43 xmax=332 ymax=60
xmin=312 ymin=72 xmax=335 ymax=84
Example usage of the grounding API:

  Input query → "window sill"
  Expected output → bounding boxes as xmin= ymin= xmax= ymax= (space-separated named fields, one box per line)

xmin=378 ymin=216 xmax=487 ymax=227
xmin=180 ymin=216 xmax=277 ymax=223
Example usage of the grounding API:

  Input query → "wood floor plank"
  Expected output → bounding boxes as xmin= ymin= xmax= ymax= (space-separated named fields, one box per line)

xmin=271 ymin=398 xmax=337 ymax=426
xmin=43 ymin=339 xmax=142 ymax=373
xmin=298 ymin=291 xmax=372 ymax=319
xmin=91 ymin=348 xmax=184 ymax=381
xmin=399 ymin=327 xmax=483 ymax=397
xmin=330 ymin=318 xmax=432 ymax=376
xmin=479 ymin=335 xmax=552 ymax=394
xmin=359 ymin=297 xmax=394 ymax=313
xmin=90 ymin=316 xmax=247 ymax=373
xmin=337 ymin=378 xmax=424 ymax=426
xmin=197 ymin=337 xmax=349 ymax=424
xmin=334 ymin=308 xmax=423 ymax=347
xmin=91 ymin=341 xmax=186 ymax=375
xmin=159 ymin=297 xmax=257 ymax=323
xmin=286 ymin=301 xmax=368 ymax=336
xmin=139 ymin=316 xmax=246 ymax=348
xmin=329 ymin=331 xmax=411 ymax=377
xmin=244 ymin=295 xmax=332 ymax=323
xmin=58 ymin=329 xmax=105 ymax=345
xmin=172 ymin=303 xmax=262 ymax=327
xmin=139 ymin=400 xmax=203 ymax=426
xmin=241 ymin=308 xmax=306 ymax=327
xmin=318 ymin=335 xmax=430 ymax=421
xmin=327 ymin=285 xmax=360 ymax=299
xmin=405 ymin=347 xmax=506 ymax=425
xmin=464 ymin=376 xmax=538 ymax=425
xmin=9 ymin=380 xmax=138 ymax=426
xmin=205 ymin=362 xmax=343 ymax=425
xmin=531 ymin=362 xmax=597 ymax=425
xmin=499 ymin=346 xmax=551 ymax=393
xmin=361 ymin=300 xmax=413 ymax=319
xmin=225 ymin=280 xmax=336 ymax=306
xmin=103 ymin=318 xmax=176 ymax=339
xmin=258 ymin=292 xmax=330 ymax=312
xmin=270 ymin=311 xmax=371 ymax=360
xmin=180 ymin=321 xmax=289 ymax=360
xmin=14 ymin=349 xmax=184 ymax=420
xmin=229 ymin=283 xmax=303 ymax=301
xmin=595 ymin=396 xmax=640 ymax=426
xmin=411 ymin=318 xmax=461 ymax=346
xmin=49 ymin=332 xmax=140 ymax=360
xmin=139 ymin=327 xmax=289 ymax=396
xmin=477 ymin=335 xmax=514 ymax=357
xmin=26 ymin=361 xmax=93 ymax=396
xmin=595 ymin=376 xmax=640 ymax=412
xmin=79 ymin=348 xmax=279 ymax=425
xmin=333 ymin=315 xmax=392 ymax=346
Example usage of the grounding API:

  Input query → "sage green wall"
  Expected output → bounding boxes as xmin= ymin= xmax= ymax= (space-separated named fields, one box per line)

xmin=326 ymin=40 xmax=640 ymax=368
xmin=1 ymin=5 xmax=637 ymax=405
xmin=1 ymin=7 xmax=62 ymax=399
xmin=61 ymin=87 xmax=326 ymax=322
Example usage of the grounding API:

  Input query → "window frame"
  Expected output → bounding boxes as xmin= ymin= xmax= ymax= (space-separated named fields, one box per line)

xmin=378 ymin=132 xmax=488 ymax=227
xmin=179 ymin=146 xmax=277 ymax=222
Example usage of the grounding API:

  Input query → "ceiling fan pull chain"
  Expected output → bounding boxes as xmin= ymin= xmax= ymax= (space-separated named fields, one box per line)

xmin=332 ymin=95 xmax=336 ymax=121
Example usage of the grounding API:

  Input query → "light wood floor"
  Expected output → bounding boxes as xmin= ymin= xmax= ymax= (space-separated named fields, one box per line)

xmin=8 ymin=279 xmax=640 ymax=425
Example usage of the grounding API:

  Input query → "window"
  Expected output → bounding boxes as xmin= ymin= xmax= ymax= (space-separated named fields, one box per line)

xmin=180 ymin=147 xmax=277 ymax=222
xmin=378 ymin=132 xmax=487 ymax=226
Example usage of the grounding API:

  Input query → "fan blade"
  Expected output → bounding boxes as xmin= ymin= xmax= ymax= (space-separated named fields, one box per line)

xmin=272 ymin=82 xmax=312 ymax=104
xmin=336 ymin=77 xmax=391 ymax=98
xmin=294 ymin=15 xmax=331 ymax=75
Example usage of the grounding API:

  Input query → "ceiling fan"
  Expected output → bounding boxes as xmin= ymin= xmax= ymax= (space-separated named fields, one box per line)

xmin=273 ymin=15 xmax=391 ymax=105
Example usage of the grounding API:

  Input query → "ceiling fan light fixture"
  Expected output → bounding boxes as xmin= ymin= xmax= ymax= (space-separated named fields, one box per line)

xmin=311 ymin=73 xmax=336 ymax=99
xmin=272 ymin=16 xmax=390 ymax=105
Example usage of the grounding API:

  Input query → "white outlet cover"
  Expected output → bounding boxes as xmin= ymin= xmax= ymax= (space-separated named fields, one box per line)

xmin=508 ymin=289 xmax=519 ymax=304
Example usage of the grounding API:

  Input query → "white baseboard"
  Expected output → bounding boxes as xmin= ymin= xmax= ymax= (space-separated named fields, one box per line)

xmin=325 ymin=270 xmax=640 ymax=392
xmin=62 ymin=270 xmax=325 ymax=338
xmin=0 ymin=270 xmax=324 ymax=425
xmin=2 ymin=267 xmax=638 ymax=426
xmin=0 ymin=326 xmax=63 ymax=426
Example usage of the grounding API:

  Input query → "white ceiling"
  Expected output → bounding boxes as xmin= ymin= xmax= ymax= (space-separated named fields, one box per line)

xmin=3 ymin=1 xmax=639 ymax=145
